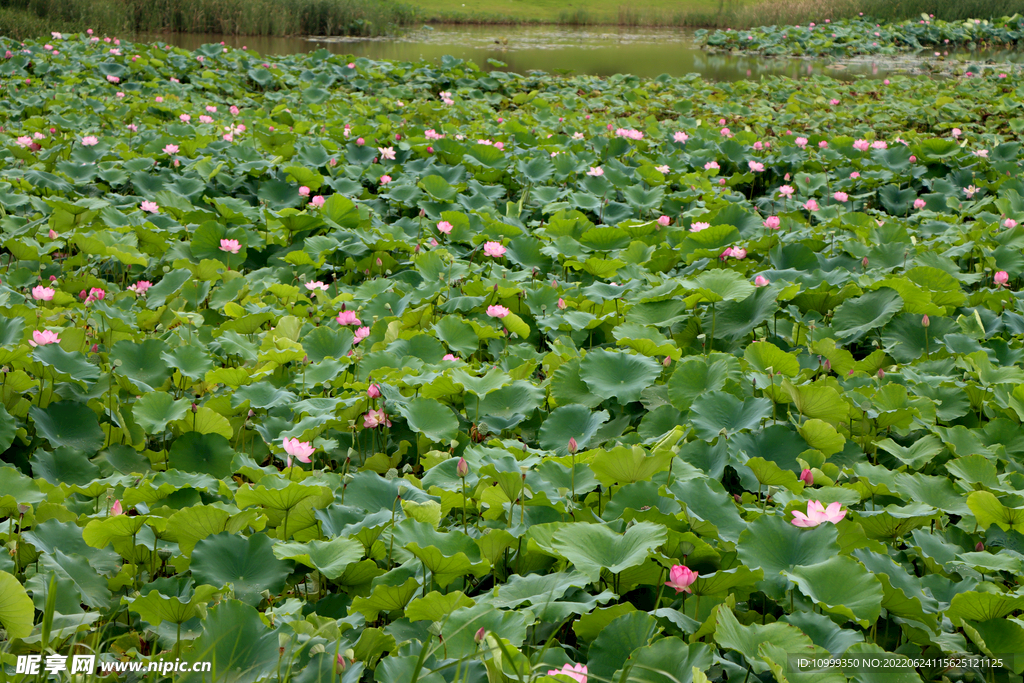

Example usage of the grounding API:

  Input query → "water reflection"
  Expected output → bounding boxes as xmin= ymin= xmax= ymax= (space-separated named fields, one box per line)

xmin=133 ymin=25 xmax=964 ymax=80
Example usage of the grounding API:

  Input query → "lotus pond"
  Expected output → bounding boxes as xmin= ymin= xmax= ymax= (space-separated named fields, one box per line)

xmin=2 ymin=28 xmax=1024 ymax=683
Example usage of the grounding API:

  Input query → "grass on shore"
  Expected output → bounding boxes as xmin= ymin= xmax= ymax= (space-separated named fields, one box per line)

xmin=1 ymin=0 xmax=1024 ymax=39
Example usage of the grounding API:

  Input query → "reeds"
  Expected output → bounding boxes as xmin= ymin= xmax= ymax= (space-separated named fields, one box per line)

xmin=0 ymin=0 xmax=416 ymax=38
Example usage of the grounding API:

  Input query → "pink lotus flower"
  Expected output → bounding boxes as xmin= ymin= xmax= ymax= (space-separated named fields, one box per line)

xmin=1004 ymin=219 xmax=1018 ymax=228
xmin=557 ymin=298 xmax=567 ymax=310
xmin=111 ymin=500 xmax=123 ymax=516
xmin=951 ymin=128 xmax=962 ymax=138
xmin=794 ymin=137 xmax=808 ymax=148
xmin=775 ymin=185 xmax=795 ymax=199
xmin=850 ymin=171 xmax=861 ymax=179
xmin=219 ymin=239 xmax=241 ymax=254
xmin=730 ymin=247 xmax=747 ymax=260
xmin=298 ymin=186 xmax=310 ymax=197
xmin=179 ymin=113 xmax=191 ymax=123
xmin=995 ymin=271 xmax=1010 ymax=287
xmin=442 ymin=353 xmax=458 ymax=361
xmin=311 ymin=195 xmax=325 ymax=208
xmin=81 ymin=136 xmax=99 ymax=146
xmin=673 ymin=131 xmax=688 ymax=143
xmin=586 ymin=167 xmax=603 ymax=177
xmin=367 ymin=384 xmax=381 ymax=398
xmin=163 ymin=143 xmax=178 ymax=154
xmin=830 ymin=99 xmax=840 ymax=106
xmin=704 ymin=161 xmax=720 ymax=171
xmin=657 ymin=215 xmax=671 ymax=227
xmin=487 ymin=305 xmax=510 ymax=318
xmin=283 ymin=437 xmax=314 ymax=463
xmin=106 ymin=75 xmax=119 ymax=83
xmin=799 ymin=469 xmax=814 ymax=486
xmin=31 ymin=286 xmax=55 ymax=301
xmin=547 ymin=663 xmax=587 ymax=683
xmin=379 ymin=175 xmax=391 ymax=185
xmin=804 ymin=199 xmax=819 ymax=211
xmin=304 ymin=281 xmax=329 ymax=292
xmin=913 ymin=198 xmax=926 ymax=210
xmin=754 ymin=275 xmax=770 ymax=287
xmin=127 ymin=281 xmax=152 ymax=295
xmin=818 ymin=141 xmax=828 ymax=149
xmin=975 ymin=149 xmax=989 ymax=158
xmin=763 ymin=216 xmax=781 ymax=230
xmin=720 ymin=127 xmax=732 ymax=137
xmin=833 ymin=191 xmax=848 ymax=203
xmin=665 ymin=565 xmax=698 ymax=594
xmin=30 ymin=330 xmax=61 ymax=346
xmin=852 ymin=139 xmax=870 ymax=152
xmin=791 ymin=500 xmax=846 ymax=527
xmin=748 ymin=161 xmax=764 ymax=172
xmin=140 ymin=200 xmax=159 ymax=213
xmin=690 ymin=222 xmax=710 ymax=232
xmin=48 ymin=229 xmax=58 ymax=239
xmin=871 ymin=140 xmax=887 ymax=150
xmin=363 ymin=409 xmax=390 ymax=429
xmin=437 ymin=221 xmax=453 ymax=234
xmin=378 ymin=146 xmax=396 ymax=160
xmin=483 ymin=241 xmax=506 ymax=258
xmin=655 ymin=165 xmax=670 ymax=174
xmin=336 ymin=310 xmax=361 ymax=325
xmin=353 ymin=326 xmax=371 ymax=344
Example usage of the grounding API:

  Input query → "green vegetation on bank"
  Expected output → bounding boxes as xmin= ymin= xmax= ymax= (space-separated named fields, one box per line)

xmin=2 ymin=29 xmax=1024 ymax=683
xmin=698 ymin=14 xmax=1024 ymax=57
xmin=7 ymin=0 xmax=1024 ymax=37
xmin=0 ymin=0 xmax=416 ymax=39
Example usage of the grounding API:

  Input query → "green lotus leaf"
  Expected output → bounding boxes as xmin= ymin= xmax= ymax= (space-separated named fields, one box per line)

xmin=690 ymin=391 xmax=772 ymax=440
xmin=32 ymin=344 xmax=100 ymax=384
xmin=179 ymin=600 xmax=279 ymax=683
xmin=538 ymin=405 xmax=609 ymax=455
xmin=831 ymin=288 xmax=904 ymax=341
xmin=168 ymin=432 xmax=235 ymax=478
xmin=550 ymin=521 xmax=667 ymax=581
xmin=110 ymin=339 xmax=172 ymax=391
xmin=714 ymin=606 xmax=814 ymax=674
xmin=736 ymin=514 xmax=840 ymax=599
xmin=580 ymin=349 xmax=662 ymax=404
xmin=350 ymin=575 xmax=420 ymax=621
xmin=30 ymin=401 xmax=105 ymax=453
xmin=466 ymin=380 xmax=545 ymax=432
xmin=782 ymin=555 xmax=884 ymax=627
xmin=405 ymin=591 xmax=475 ymax=622
xmin=743 ymin=341 xmax=800 ymax=377
xmin=666 ymin=356 xmax=730 ymax=411
xmin=946 ymin=591 xmax=1024 ymax=624
xmin=590 ymin=444 xmax=673 ymax=487
xmin=190 ymin=532 xmax=291 ymax=606
xmin=586 ymin=611 xmax=658 ymax=682
xmin=967 ymin=491 xmax=1024 ymax=533
xmin=272 ymin=537 xmax=363 ymax=579
xmin=395 ymin=397 xmax=458 ymax=442
xmin=126 ymin=579 xmax=221 ymax=627
xmin=0 ymin=570 xmax=34 ymax=639
xmin=688 ymin=270 xmax=755 ymax=303
xmin=615 ymin=637 xmax=712 ymax=683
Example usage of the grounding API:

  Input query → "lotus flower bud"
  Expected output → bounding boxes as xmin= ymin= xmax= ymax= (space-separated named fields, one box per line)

xmin=457 ymin=457 xmax=469 ymax=478
xmin=568 ymin=437 xmax=578 ymax=454
xmin=799 ymin=469 xmax=814 ymax=486
xmin=663 ymin=356 xmax=671 ymax=367
xmin=474 ymin=627 xmax=486 ymax=643
xmin=877 ymin=369 xmax=885 ymax=379
xmin=862 ymin=257 xmax=869 ymax=268
xmin=922 ymin=315 xmax=930 ymax=328
xmin=191 ymin=402 xmax=198 ymax=413
xmin=976 ymin=541 xmax=984 ymax=551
